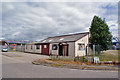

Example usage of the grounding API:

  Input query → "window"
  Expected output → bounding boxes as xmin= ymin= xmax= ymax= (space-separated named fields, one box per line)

xmin=44 ymin=45 xmax=47 ymax=48
xmin=31 ymin=45 xmax=32 ymax=50
xmin=78 ymin=44 xmax=85 ymax=50
xmin=52 ymin=44 xmax=58 ymax=50
xmin=36 ymin=45 xmax=40 ymax=49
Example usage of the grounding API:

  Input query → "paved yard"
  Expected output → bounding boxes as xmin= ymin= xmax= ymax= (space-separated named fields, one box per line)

xmin=2 ymin=52 xmax=118 ymax=78
xmin=2 ymin=52 xmax=49 ymax=63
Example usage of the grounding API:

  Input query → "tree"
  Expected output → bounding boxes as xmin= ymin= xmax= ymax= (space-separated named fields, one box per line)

xmin=89 ymin=15 xmax=112 ymax=50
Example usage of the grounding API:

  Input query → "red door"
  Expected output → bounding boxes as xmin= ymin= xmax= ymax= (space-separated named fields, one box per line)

xmin=41 ymin=44 xmax=49 ymax=55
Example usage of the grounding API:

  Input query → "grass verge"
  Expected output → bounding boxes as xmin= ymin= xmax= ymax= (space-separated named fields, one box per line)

xmin=32 ymin=59 xmax=118 ymax=71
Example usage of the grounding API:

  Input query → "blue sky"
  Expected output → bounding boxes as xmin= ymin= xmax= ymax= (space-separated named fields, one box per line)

xmin=1 ymin=2 xmax=118 ymax=41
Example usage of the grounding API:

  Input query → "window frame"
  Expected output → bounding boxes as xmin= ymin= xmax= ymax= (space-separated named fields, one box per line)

xmin=52 ymin=44 xmax=58 ymax=50
xmin=36 ymin=45 xmax=40 ymax=49
xmin=78 ymin=43 xmax=85 ymax=50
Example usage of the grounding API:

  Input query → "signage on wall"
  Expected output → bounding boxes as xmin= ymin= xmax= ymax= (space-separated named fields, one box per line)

xmin=10 ymin=44 xmax=17 ymax=50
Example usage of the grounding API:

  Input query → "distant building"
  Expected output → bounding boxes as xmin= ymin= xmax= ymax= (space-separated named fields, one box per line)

xmin=25 ymin=32 xmax=91 ymax=57
xmin=5 ymin=40 xmax=33 ymax=51
xmin=110 ymin=37 xmax=119 ymax=50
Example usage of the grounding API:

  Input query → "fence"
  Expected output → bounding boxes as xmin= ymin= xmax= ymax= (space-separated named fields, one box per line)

xmin=88 ymin=44 xmax=102 ymax=56
xmin=86 ymin=44 xmax=119 ymax=64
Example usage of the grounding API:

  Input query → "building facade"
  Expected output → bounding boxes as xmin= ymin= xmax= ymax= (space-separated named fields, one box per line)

xmin=25 ymin=32 xmax=90 ymax=57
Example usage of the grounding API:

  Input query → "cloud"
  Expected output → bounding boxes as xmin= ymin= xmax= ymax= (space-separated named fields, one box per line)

xmin=107 ymin=21 xmax=118 ymax=37
xmin=1 ymin=0 xmax=119 ymax=2
xmin=2 ymin=2 xmax=118 ymax=41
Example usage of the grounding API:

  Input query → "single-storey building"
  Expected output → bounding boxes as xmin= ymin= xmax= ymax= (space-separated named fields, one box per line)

xmin=25 ymin=42 xmax=42 ymax=53
xmin=25 ymin=32 xmax=90 ymax=57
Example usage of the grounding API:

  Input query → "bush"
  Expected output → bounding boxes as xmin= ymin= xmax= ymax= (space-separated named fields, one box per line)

xmin=49 ymin=56 xmax=73 ymax=61
xmin=74 ymin=56 xmax=88 ymax=62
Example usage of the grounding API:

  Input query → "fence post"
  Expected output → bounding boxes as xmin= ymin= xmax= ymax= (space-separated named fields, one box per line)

xmin=93 ymin=45 xmax=95 ymax=63
xmin=93 ymin=45 xmax=95 ymax=57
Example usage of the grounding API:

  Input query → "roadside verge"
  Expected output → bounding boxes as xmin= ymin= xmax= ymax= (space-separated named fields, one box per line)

xmin=32 ymin=59 xmax=119 ymax=71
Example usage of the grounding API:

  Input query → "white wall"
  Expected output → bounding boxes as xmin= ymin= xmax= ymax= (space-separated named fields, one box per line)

xmin=25 ymin=44 xmax=41 ymax=54
xmin=50 ymin=42 xmax=75 ymax=57
xmin=50 ymin=43 xmax=59 ymax=55
xmin=34 ymin=45 xmax=41 ymax=53
xmin=67 ymin=42 xmax=75 ymax=57
xmin=75 ymin=34 xmax=89 ymax=57
xmin=25 ymin=44 xmax=35 ymax=53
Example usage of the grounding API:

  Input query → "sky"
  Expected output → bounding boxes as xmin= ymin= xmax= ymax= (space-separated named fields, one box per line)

xmin=1 ymin=2 xmax=118 ymax=41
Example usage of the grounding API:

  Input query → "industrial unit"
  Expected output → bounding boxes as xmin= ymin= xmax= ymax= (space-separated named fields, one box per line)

xmin=25 ymin=32 xmax=90 ymax=57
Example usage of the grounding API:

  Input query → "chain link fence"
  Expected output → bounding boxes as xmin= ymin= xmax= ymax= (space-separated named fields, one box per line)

xmin=85 ymin=44 xmax=119 ymax=64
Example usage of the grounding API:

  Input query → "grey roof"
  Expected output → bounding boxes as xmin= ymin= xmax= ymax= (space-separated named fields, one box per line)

xmin=26 ymin=42 xmax=39 ymax=45
xmin=39 ymin=32 xmax=89 ymax=43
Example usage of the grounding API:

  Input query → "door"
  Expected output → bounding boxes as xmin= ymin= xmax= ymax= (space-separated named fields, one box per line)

xmin=42 ymin=44 xmax=49 ymax=55
xmin=59 ymin=43 xmax=68 ymax=56
xmin=59 ymin=43 xmax=63 ymax=56
xmin=63 ymin=45 xmax=68 ymax=56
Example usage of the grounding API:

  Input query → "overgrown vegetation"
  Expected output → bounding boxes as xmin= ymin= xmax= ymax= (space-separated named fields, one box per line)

xmin=74 ymin=56 xmax=88 ymax=62
xmin=49 ymin=56 xmax=73 ymax=61
xmin=49 ymin=50 xmax=119 ymax=62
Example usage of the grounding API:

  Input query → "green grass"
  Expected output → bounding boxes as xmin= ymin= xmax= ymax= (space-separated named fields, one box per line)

xmin=86 ymin=50 xmax=119 ymax=62
xmin=49 ymin=50 xmax=120 ymax=62
xmin=99 ymin=50 xmax=119 ymax=62
xmin=99 ymin=53 xmax=117 ymax=61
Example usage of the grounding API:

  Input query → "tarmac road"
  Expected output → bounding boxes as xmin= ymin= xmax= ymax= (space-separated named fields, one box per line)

xmin=2 ymin=52 xmax=118 ymax=78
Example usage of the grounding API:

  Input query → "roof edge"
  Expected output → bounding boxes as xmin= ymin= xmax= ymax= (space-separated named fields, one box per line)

xmin=46 ymin=32 xmax=89 ymax=39
xmin=75 ymin=32 xmax=89 ymax=42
